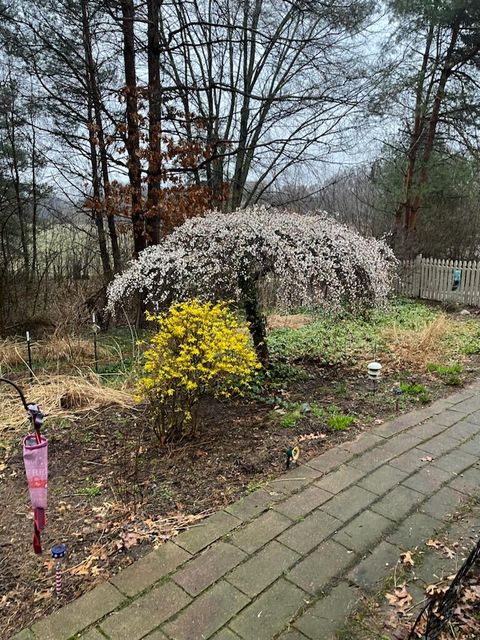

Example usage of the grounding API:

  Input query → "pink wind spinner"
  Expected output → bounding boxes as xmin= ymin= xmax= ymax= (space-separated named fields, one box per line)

xmin=23 ymin=403 xmax=47 ymax=554
xmin=1 ymin=378 xmax=47 ymax=554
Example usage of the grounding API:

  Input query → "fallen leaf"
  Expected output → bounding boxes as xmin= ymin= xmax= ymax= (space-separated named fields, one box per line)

xmin=33 ymin=589 xmax=52 ymax=602
xmin=426 ymin=539 xmax=442 ymax=549
xmin=385 ymin=584 xmax=413 ymax=612
xmin=120 ymin=531 xmax=146 ymax=549
xmin=400 ymin=551 xmax=415 ymax=567
xmin=425 ymin=583 xmax=448 ymax=598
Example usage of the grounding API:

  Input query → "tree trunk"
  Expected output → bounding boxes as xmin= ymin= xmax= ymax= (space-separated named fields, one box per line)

xmin=30 ymin=119 xmax=38 ymax=286
xmin=239 ymin=273 xmax=269 ymax=368
xmin=395 ymin=21 xmax=435 ymax=246
xmin=121 ymin=0 xmax=145 ymax=258
xmin=82 ymin=0 xmax=122 ymax=272
xmin=87 ymin=101 xmax=113 ymax=280
xmin=408 ymin=21 xmax=461 ymax=233
xmin=81 ymin=0 xmax=112 ymax=280
xmin=146 ymin=0 xmax=162 ymax=245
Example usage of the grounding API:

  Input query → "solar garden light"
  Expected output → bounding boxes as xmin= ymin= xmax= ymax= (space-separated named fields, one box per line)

xmin=392 ymin=381 xmax=403 ymax=413
xmin=367 ymin=361 xmax=382 ymax=393
xmin=51 ymin=544 xmax=67 ymax=597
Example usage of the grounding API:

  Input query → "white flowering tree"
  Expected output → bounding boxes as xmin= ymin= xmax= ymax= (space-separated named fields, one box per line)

xmin=107 ymin=206 xmax=396 ymax=366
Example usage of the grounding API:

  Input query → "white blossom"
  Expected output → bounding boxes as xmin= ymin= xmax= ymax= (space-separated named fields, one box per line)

xmin=106 ymin=206 xmax=396 ymax=315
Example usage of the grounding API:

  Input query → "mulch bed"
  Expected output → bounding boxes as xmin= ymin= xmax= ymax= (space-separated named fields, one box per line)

xmin=1 ymin=363 xmax=479 ymax=637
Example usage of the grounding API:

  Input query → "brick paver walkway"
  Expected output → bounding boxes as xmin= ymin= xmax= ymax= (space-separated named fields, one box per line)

xmin=15 ymin=383 xmax=480 ymax=640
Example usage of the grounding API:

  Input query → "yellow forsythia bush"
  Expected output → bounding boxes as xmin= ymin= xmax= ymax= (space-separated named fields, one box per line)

xmin=138 ymin=299 xmax=260 ymax=443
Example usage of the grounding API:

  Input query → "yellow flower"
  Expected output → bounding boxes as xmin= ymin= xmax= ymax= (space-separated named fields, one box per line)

xmin=137 ymin=299 xmax=260 ymax=439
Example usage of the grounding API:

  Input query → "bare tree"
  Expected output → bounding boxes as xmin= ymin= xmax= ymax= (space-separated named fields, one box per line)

xmin=158 ymin=0 xmax=377 ymax=210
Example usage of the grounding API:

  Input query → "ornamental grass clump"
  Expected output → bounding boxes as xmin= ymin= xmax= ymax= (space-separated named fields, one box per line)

xmin=137 ymin=300 xmax=260 ymax=443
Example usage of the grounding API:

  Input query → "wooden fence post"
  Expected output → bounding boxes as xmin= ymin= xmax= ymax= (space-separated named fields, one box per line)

xmin=415 ymin=254 xmax=423 ymax=299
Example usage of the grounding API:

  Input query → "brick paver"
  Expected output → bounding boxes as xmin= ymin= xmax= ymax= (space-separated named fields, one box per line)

xmin=174 ymin=511 xmax=241 ymax=554
xmin=286 ymin=539 xmax=355 ymax=594
xmin=18 ymin=382 xmax=480 ymax=640
xmin=31 ymin=582 xmax=125 ymax=640
xmin=229 ymin=578 xmax=307 ymax=640
xmin=333 ymin=510 xmax=393 ymax=552
xmin=371 ymin=485 xmax=424 ymax=521
xmin=110 ymin=541 xmax=190 ymax=597
xmin=172 ymin=542 xmax=246 ymax=596
xmin=228 ymin=509 xmax=291 ymax=553
xmin=99 ymin=581 xmax=190 ymax=640
xmin=163 ymin=581 xmax=248 ymax=640
xmin=276 ymin=509 xmax=341 ymax=554
xmin=347 ymin=541 xmax=402 ymax=591
xmin=227 ymin=540 xmax=299 ymax=597
xmin=273 ymin=484 xmax=332 ymax=519
xmin=293 ymin=582 xmax=360 ymax=639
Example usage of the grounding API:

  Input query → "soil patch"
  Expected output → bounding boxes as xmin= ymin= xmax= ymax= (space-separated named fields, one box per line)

xmin=1 ymin=363 xmax=479 ymax=637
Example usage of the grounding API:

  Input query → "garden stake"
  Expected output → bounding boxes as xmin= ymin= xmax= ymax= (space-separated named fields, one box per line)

xmin=92 ymin=313 xmax=99 ymax=374
xmin=26 ymin=331 xmax=33 ymax=383
xmin=51 ymin=544 xmax=67 ymax=597
xmin=286 ymin=446 xmax=300 ymax=469
xmin=392 ymin=382 xmax=403 ymax=413
xmin=0 ymin=378 xmax=47 ymax=554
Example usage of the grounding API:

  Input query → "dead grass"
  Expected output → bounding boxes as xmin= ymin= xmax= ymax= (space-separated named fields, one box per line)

xmin=380 ymin=315 xmax=454 ymax=370
xmin=267 ymin=314 xmax=314 ymax=330
xmin=0 ymin=373 xmax=135 ymax=435
xmin=0 ymin=335 xmax=110 ymax=369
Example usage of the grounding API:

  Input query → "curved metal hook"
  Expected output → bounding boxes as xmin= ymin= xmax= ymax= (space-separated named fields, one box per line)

xmin=0 ymin=377 xmax=29 ymax=411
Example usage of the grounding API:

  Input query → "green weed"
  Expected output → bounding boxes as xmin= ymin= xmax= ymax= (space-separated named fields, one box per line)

xmin=79 ymin=484 xmax=102 ymax=498
xmin=326 ymin=413 xmax=355 ymax=431
xmin=310 ymin=403 xmax=325 ymax=418
xmin=56 ymin=418 xmax=73 ymax=430
xmin=245 ymin=479 xmax=264 ymax=494
xmin=400 ymin=382 xmax=427 ymax=395
xmin=426 ymin=362 xmax=463 ymax=375
xmin=158 ymin=483 xmax=175 ymax=500
xmin=426 ymin=362 xmax=464 ymax=387
xmin=334 ymin=381 xmax=348 ymax=397
xmin=419 ymin=392 xmax=432 ymax=403
xmin=280 ymin=407 xmax=303 ymax=428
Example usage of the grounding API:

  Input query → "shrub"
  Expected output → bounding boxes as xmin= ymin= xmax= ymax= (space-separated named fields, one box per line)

xmin=137 ymin=300 xmax=260 ymax=443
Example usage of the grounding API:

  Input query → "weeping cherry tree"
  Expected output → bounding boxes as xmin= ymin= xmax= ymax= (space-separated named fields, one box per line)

xmin=107 ymin=206 xmax=396 ymax=366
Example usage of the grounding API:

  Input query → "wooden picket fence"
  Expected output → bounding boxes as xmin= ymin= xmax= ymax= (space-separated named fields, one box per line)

xmin=396 ymin=255 xmax=480 ymax=307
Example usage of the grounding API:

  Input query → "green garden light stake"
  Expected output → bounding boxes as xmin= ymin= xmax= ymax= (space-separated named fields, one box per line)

xmin=26 ymin=331 xmax=33 ymax=383
xmin=286 ymin=446 xmax=300 ymax=469
xmin=51 ymin=544 xmax=67 ymax=597
xmin=92 ymin=313 xmax=99 ymax=374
